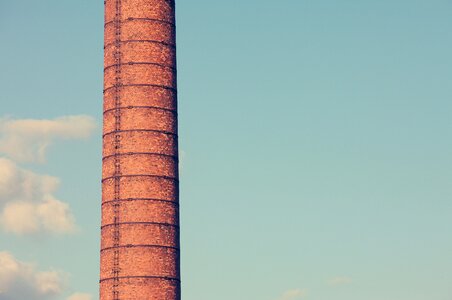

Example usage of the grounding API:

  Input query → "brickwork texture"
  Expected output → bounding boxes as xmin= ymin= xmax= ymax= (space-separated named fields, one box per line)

xmin=100 ymin=0 xmax=180 ymax=299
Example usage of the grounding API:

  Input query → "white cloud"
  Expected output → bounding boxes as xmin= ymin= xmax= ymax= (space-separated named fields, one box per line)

xmin=0 ymin=158 xmax=59 ymax=202
xmin=328 ymin=276 xmax=353 ymax=286
xmin=0 ymin=115 xmax=96 ymax=163
xmin=0 ymin=158 xmax=76 ymax=235
xmin=67 ymin=293 xmax=92 ymax=300
xmin=2 ymin=201 xmax=39 ymax=233
xmin=35 ymin=271 xmax=64 ymax=295
xmin=0 ymin=252 xmax=65 ymax=299
xmin=278 ymin=288 xmax=308 ymax=300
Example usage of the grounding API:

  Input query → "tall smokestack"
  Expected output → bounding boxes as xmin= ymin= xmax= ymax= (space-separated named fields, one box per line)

xmin=100 ymin=0 xmax=180 ymax=299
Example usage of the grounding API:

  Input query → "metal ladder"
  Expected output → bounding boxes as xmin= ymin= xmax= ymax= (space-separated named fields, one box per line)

xmin=112 ymin=0 xmax=122 ymax=298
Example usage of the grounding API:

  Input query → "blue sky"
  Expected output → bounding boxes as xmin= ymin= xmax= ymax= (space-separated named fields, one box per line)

xmin=0 ymin=0 xmax=452 ymax=299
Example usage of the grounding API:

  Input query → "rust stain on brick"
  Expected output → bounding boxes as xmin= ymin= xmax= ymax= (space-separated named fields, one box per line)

xmin=100 ymin=0 xmax=180 ymax=299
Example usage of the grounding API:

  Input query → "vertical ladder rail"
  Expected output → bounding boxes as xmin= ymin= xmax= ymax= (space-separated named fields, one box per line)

xmin=112 ymin=0 xmax=122 ymax=299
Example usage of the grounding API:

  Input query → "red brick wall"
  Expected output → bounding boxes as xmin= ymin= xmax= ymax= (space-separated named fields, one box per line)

xmin=101 ymin=0 xmax=180 ymax=299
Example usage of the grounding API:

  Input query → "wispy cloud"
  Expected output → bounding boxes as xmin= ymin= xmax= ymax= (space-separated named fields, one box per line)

xmin=0 ymin=251 xmax=65 ymax=299
xmin=278 ymin=288 xmax=308 ymax=300
xmin=0 ymin=115 xmax=94 ymax=298
xmin=67 ymin=292 xmax=92 ymax=300
xmin=0 ymin=158 xmax=76 ymax=235
xmin=0 ymin=115 xmax=93 ymax=234
xmin=0 ymin=115 xmax=96 ymax=163
xmin=328 ymin=276 xmax=353 ymax=286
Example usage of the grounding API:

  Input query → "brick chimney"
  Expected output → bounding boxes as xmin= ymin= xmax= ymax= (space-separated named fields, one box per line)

xmin=100 ymin=0 xmax=180 ymax=299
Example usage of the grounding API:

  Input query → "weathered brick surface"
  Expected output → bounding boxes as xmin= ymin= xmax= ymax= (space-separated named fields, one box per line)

xmin=100 ymin=278 xmax=180 ymax=300
xmin=103 ymin=154 xmax=178 ymax=179
xmin=103 ymin=107 xmax=177 ymax=133
xmin=101 ymin=200 xmax=179 ymax=225
xmin=104 ymin=21 xmax=175 ymax=48
xmin=104 ymin=64 xmax=176 ymax=90
xmin=104 ymin=40 xmax=176 ymax=68
xmin=101 ymin=0 xmax=179 ymax=299
xmin=105 ymin=0 xmax=175 ymax=24
xmin=103 ymin=131 xmax=177 ymax=157
xmin=103 ymin=177 xmax=178 ymax=201
xmin=104 ymin=86 xmax=177 ymax=112
xmin=101 ymin=223 xmax=179 ymax=249
xmin=101 ymin=247 xmax=179 ymax=278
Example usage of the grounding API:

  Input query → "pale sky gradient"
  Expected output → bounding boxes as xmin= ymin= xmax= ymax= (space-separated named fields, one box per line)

xmin=1 ymin=1 xmax=452 ymax=299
